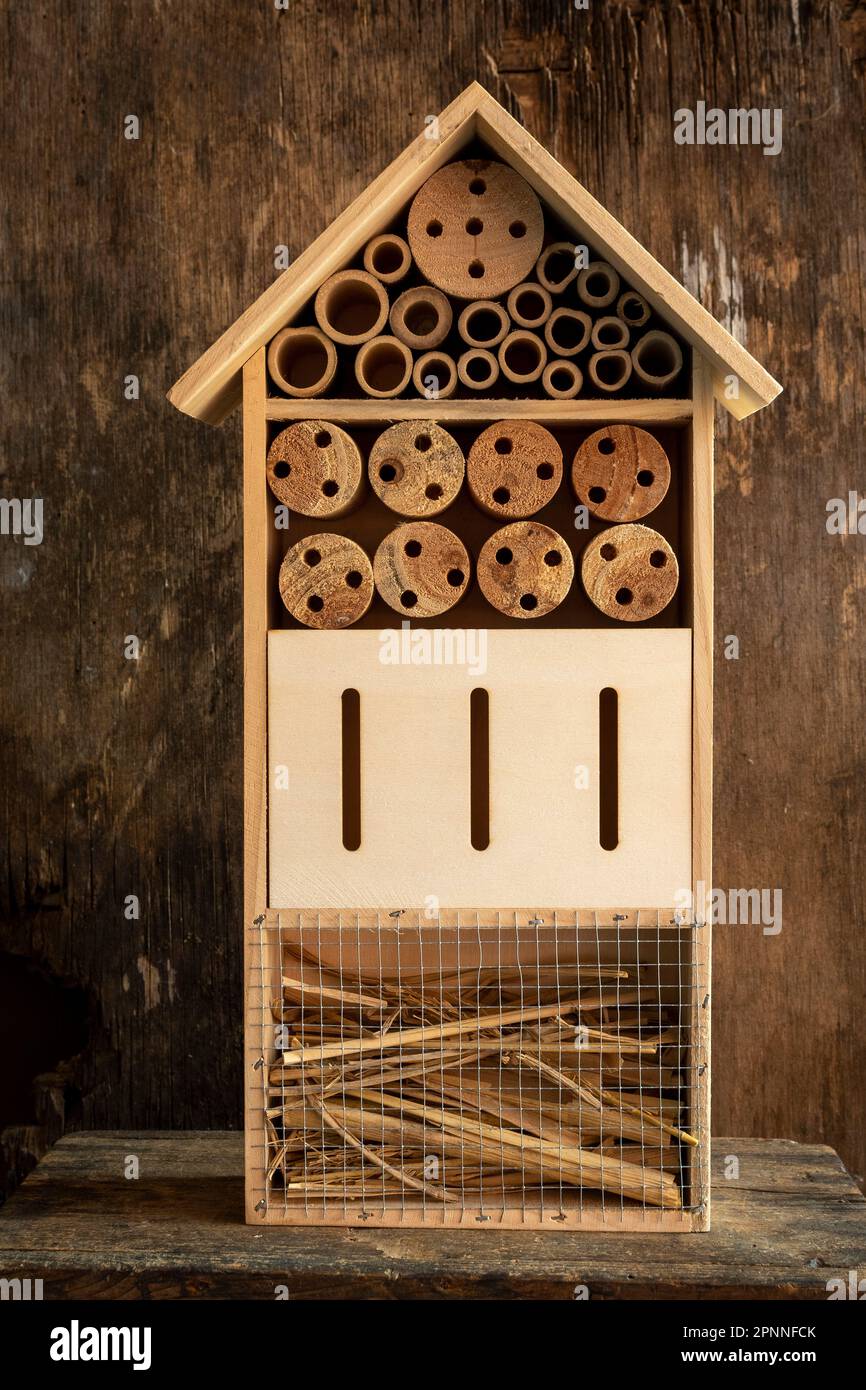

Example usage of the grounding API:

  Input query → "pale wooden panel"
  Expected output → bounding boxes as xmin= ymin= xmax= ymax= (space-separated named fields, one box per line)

xmin=268 ymin=629 xmax=691 ymax=910
xmin=265 ymin=398 xmax=693 ymax=426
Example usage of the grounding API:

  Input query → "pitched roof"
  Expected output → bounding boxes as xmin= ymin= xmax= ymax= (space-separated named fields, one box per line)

xmin=168 ymin=81 xmax=781 ymax=425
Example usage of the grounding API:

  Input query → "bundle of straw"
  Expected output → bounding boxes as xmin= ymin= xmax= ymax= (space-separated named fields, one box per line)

xmin=267 ymin=952 xmax=693 ymax=1212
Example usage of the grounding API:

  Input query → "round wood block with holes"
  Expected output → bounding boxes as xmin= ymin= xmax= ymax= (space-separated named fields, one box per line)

xmin=266 ymin=421 xmax=364 ymax=518
xmin=477 ymin=522 xmax=573 ymax=619
xmin=369 ymin=422 xmax=465 ymax=518
xmin=279 ymin=534 xmax=374 ymax=628
xmin=374 ymin=522 xmax=470 ymax=618
xmin=467 ymin=420 xmax=562 ymax=519
xmin=581 ymin=524 xmax=678 ymax=622
xmin=571 ymin=425 xmax=671 ymax=522
xmin=407 ymin=159 xmax=543 ymax=300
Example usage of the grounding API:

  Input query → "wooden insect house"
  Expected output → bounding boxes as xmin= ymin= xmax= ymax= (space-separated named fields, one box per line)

xmin=169 ymin=83 xmax=780 ymax=1230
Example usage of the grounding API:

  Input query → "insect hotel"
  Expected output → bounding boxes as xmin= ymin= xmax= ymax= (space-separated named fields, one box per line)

xmin=169 ymin=83 xmax=781 ymax=1230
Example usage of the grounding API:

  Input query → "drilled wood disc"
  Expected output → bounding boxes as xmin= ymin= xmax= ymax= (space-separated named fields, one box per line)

xmin=477 ymin=522 xmax=573 ymax=619
xmin=407 ymin=159 xmax=544 ymax=300
xmin=467 ymin=420 xmax=563 ymax=519
xmin=373 ymin=521 xmax=470 ymax=617
xmin=266 ymin=421 xmax=364 ymax=518
xmin=369 ymin=422 xmax=465 ymax=517
xmin=571 ymin=425 xmax=671 ymax=522
xmin=581 ymin=524 xmax=678 ymax=622
xmin=279 ymin=534 xmax=374 ymax=628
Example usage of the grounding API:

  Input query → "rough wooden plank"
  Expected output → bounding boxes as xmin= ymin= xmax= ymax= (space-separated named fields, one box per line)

xmin=0 ymin=1133 xmax=862 ymax=1299
xmin=0 ymin=0 xmax=863 ymax=1195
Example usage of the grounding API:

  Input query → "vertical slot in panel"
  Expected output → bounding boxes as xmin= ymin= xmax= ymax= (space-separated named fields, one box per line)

xmin=470 ymin=687 xmax=489 ymax=851
xmin=341 ymin=688 xmax=361 ymax=851
xmin=599 ymin=686 xmax=618 ymax=850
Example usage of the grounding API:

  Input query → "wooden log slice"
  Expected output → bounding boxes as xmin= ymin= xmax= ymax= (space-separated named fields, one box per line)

xmin=369 ymin=421 xmax=465 ymax=517
xmin=477 ymin=521 xmax=574 ymax=619
xmin=581 ymin=524 xmax=678 ymax=622
xmin=373 ymin=521 xmax=470 ymax=617
xmin=266 ymin=421 xmax=364 ymax=518
xmin=407 ymin=159 xmax=544 ymax=299
xmin=467 ymin=420 xmax=563 ymax=519
xmin=571 ymin=425 xmax=671 ymax=522
xmin=279 ymin=534 xmax=374 ymax=628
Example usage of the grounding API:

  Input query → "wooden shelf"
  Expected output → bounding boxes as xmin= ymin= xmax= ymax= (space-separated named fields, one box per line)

xmin=265 ymin=397 xmax=693 ymax=425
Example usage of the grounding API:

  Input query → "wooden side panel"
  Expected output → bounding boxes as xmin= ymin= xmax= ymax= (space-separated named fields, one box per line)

xmin=243 ymin=347 xmax=276 ymax=1222
xmin=267 ymin=629 xmax=692 ymax=910
xmin=689 ymin=356 xmax=714 ymax=1229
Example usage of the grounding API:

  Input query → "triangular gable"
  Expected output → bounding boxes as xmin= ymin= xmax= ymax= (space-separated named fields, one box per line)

xmin=168 ymin=82 xmax=780 ymax=425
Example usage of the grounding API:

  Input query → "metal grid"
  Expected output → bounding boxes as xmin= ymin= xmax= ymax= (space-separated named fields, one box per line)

xmin=247 ymin=910 xmax=706 ymax=1228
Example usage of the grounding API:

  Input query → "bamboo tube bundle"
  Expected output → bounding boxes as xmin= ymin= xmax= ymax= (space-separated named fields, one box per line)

xmin=373 ymin=520 xmax=470 ymax=616
xmin=581 ymin=522 xmax=679 ymax=621
xmin=363 ymin=232 xmax=412 ymax=285
xmin=278 ymin=533 xmax=374 ymax=628
xmin=507 ymin=282 xmax=553 ymax=329
xmin=631 ymin=330 xmax=684 ymax=391
xmin=267 ymin=326 xmax=337 ymax=398
xmin=467 ymin=419 xmax=562 ymax=519
xmin=314 ymin=269 xmax=389 ymax=345
xmin=368 ymin=421 xmax=465 ymax=517
xmin=457 ymin=299 xmax=510 ymax=349
xmin=390 ymin=286 xmax=452 ymax=350
xmin=354 ymin=335 xmax=413 ymax=397
xmin=266 ymin=930 xmax=694 ymax=1216
xmin=571 ymin=424 xmax=671 ymax=522
xmin=412 ymin=350 xmax=458 ymax=400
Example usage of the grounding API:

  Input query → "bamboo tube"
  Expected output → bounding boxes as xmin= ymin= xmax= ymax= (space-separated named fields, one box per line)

xmin=412 ymin=350 xmax=457 ymax=400
xmin=363 ymin=232 xmax=411 ymax=285
xmin=373 ymin=520 xmax=470 ymax=617
xmin=542 ymin=360 xmax=582 ymax=399
xmin=507 ymin=282 xmax=552 ymax=329
xmin=631 ymin=330 xmax=684 ymax=390
xmin=588 ymin=349 xmax=632 ymax=393
xmin=278 ymin=533 xmax=374 ymax=628
xmin=571 ymin=424 xmax=671 ymax=522
xmin=477 ymin=521 xmax=574 ymax=619
xmin=581 ymin=522 xmax=679 ymax=621
xmin=354 ymin=334 xmax=413 ymax=397
xmin=314 ymin=268 xmax=389 ymax=345
xmin=467 ymin=419 xmax=562 ymax=519
xmin=266 ymin=421 xmax=364 ymax=518
xmin=617 ymin=289 xmax=651 ymax=328
xmin=456 ymin=299 xmax=509 ymax=349
xmin=267 ymin=326 xmax=337 ymax=397
xmin=544 ymin=306 xmax=591 ymax=357
xmin=457 ymin=348 xmax=499 ymax=391
xmin=498 ymin=329 xmax=547 ymax=385
xmin=368 ymin=421 xmax=465 ymax=517
xmin=406 ymin=158 xmax=544 ymax=299
xmin=591 ymin=315 xmax=630 ymax=351
xmin=390 ymin=285 xmax=452 ymax=350
xmin=576 ymin=260 xmax=620 ymax=309
xmin=535 ymin=241 xmax=579 ymax=292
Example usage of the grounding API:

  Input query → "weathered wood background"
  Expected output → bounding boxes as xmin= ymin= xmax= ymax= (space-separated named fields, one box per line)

xmin=1 ymin=0 xmax=864 ymax=1194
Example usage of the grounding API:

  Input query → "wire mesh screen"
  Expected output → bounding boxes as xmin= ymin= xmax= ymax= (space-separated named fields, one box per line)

xmin=249 ymin=911 xmax=706 ymax=1228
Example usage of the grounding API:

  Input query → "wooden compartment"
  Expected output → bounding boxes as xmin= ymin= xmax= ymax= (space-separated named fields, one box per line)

xmin=248 ymin=912 xmax=707 ymax=1229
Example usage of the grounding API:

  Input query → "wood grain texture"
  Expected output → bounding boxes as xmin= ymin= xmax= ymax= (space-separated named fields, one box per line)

xmin=0 ymin=1 xmax=862 ymax=1191
xmin=0 ymin=1132 xmax=863 ymax=1298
